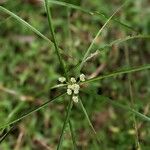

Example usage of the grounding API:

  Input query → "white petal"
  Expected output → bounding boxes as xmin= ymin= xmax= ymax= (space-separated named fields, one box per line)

xmin=58 ymin=77 xmax=66 ymax=83
xmin=72 ymin=96 xmax=78 ymax=103
xmin=74 ymin=89 xmax=79 ymax=94
xmin=67 ymin=85 xmax=72 ymax=89
xmin=67 ymin=89 xmax=72 ymax=95
xmin=70 ymin=77 xmax=76 ymax=83
xmin=80 ymin=74 xmax=85 ymax=81
xmin=74 ymin=84 xmax=80 ymax=90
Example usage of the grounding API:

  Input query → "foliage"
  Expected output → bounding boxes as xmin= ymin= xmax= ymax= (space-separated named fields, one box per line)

xmin=0 ymin=0 xmax=150 ymax=149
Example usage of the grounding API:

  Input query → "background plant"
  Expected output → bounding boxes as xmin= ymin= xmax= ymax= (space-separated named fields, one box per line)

xmin=0 ymin=0 xmax=150 ymax=149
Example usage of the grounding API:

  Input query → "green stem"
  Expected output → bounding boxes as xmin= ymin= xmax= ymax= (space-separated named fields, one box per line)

xmin=79 ymin=98 xmax=101 ymax=145
xmin=125 ymin=46 xmax=141 ymax=149
xmin=0 ymin=126 xmax=15 ymax=143
xmin=69 ymin=120 xmax=78 ymax=150
xmin=79 ymin=2 xmax=126 ymax=72
xmin=0 ymin=6 xmax=52 ymax=45
xmin=44 ymin=0 xmax=68 ymax=80
xmin=47 ymin=0 xmax=136 ymax=32
xmin=82 ymin=64 xmax=150 ymax=84
xmin=57 ymin=96 xmax=73 ymax=150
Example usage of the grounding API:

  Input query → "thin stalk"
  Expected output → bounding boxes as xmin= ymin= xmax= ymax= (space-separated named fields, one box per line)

xmin=69 ymin=120 xmax=78 ymax=150
xmin=79 ymin=2 xmax=127 ymax=71
xmin=47 ymin=0 xmax=136 ymax=32
xmin=66 ymin=8 xmax=72 ymax=50
xmin=57 ymin=96 xmax=73 ymax=150
xmin=79 ymin=97 xmax=101 ymax=145
xmin=0 ymin=6 xmax=73 ymax=59
xmin=67 ymin=34 xmax=150 ymax=74
xmin=0 ymin=126 xmax=15 ymax=143
xmin=66 ymin=8 xmax=78 ymax=149
xmin=7 ymin=101 xmax=25 ymax=122
xmin=98 ymin=35 xmax=150 ymax=51
xmin=44 ymin=0 xmax=68 ymax=80
xmin=81 ymin=64 xmax=150 ymax=84
xmin=0 ymin=6 xmax=52 ymax=45
xmin=125 ymin=45 xmax=141 ymax=149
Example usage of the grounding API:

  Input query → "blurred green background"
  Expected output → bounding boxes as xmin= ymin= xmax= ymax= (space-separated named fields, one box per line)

xmin=0 ymin=0 xmax=150 ymax=149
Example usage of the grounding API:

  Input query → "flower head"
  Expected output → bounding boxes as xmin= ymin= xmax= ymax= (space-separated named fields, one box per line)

xmin=74 ymin=84 xmax=80 ymax=90
xmin=72 ymin=96 xmax=78 ymax=103
xmin=70 ymin=77 xmax=76 ymax=83
xmin=58 ymin=77 xmax=66 ymax=83
xmin=67 ymin=85 xmax=73 ymax=90
xmin=80 ymin=74 xmax=85 ymax=82
xmin=67 ymin=89 xmax=72 ymax=95
xmin=74 ymin=89 xmax=79 ymax=94
xmin=58 ymin=74 xmax=86 ymax=103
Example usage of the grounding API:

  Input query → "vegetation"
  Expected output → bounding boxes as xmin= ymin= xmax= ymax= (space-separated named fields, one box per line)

xmin=0 ymin=0 xmax=150 ymax=149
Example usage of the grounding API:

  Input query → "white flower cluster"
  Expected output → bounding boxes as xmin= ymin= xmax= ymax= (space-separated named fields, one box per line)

xmin=58 ymin=74 xmax=86 ymax=103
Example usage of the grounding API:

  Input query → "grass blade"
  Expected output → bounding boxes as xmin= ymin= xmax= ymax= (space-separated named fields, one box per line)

xmin=79 ymin=97 xmax=101 ymax=145
xmin=44 ymin=0 xmax=68 ymax=80
xmin=125 ymin=46 xmax=141 ymax=149
xmin=79 ymin=2 xmax=127 ymax=71
xmin=69 ymin=120 xmax=78 ymax=150
xmin=82 ymin=64 xmax=150 ymax=84
xmin=57 ymin=96 xmax=73 ymax=150
xmin=0 ymin=5 xmax=72 ymax=73
xmin=99 ymin=34 xmax=150 ymax=50
xmin=0 ymin=126 xmax=15 ymax=143
xmin=0 ymin=93 xmax=66 ymax=130
xmin=7 ymin=101 xmax=25 ymax=122
xmin=68 ymin=35 xmax=150 ymax=74
xmin=0 ymin=6 xmax=53 ymax=45
xmin=47 ymin=0 xmax=136 ymax=32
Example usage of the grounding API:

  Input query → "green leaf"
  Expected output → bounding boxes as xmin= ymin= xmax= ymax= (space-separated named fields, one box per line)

xmin=0 ymin=126 xmax=15 ymax=143
xmin=0 ymin=6 xmax=71 ymax=60
xmin=47 ymin=0 xmax=136 ymax=32
xmin=82 ymin=64 xmax=150 ymax=84
xmin=99 ymin=35 xmax=150 ymax=50
xmin=79 ymin=1 xmax=127 ymax=71
xmin=0 ymin=6 xmax=53 ymax=45
xmin=79 ymin=97 xmax=101 ymax=145
xmin=68 ymin=35 xmax=150 ymax=74
xmin=44 ymin=0 xmax=68 ymax=80
xmin=69 ymin=120 xmax=78 ymax=150
xmin=57 ymin=96 xmax=73 ymax=150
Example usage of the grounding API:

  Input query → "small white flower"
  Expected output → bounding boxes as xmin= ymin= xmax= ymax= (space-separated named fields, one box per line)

xmin=74 ymin=89 xmax=79 ymax=94
xmin=80 ymin=74 xmax=85 ymax=82
xmin=58 ymin=77 xmax=66 ymax=83
xmin=74 ymin=84 xmax=80 ymax=90
xmin=70 ymin=77 xmax=76 ymax=83
xmin=72 ymin=96 xmax=78 ymax=103
xmin=67 ymin=85 xmax=72 ymax=89
xmin=67 ymin=89 xmax=72 ymax=95
xmin=67 ymin=84 xmax=75 ymax=90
